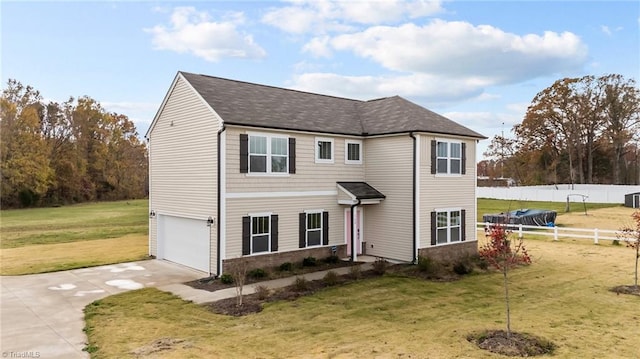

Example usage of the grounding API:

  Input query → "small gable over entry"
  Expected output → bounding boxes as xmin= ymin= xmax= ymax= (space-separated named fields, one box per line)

xmin=337 ymin=182 xmax=386 ymax=205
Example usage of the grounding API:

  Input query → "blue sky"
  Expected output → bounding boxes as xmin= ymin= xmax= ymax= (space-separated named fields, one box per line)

xmin=2 ymin=1 xmax=639 ymax=159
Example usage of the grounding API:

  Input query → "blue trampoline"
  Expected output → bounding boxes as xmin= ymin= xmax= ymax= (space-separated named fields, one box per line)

xmin=482 ymin=209 xmax=557 ymax=227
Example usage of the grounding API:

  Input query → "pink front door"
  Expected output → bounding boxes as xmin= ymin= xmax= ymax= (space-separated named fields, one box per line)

xmin=345 ymin=208 xmax=362 ymax=255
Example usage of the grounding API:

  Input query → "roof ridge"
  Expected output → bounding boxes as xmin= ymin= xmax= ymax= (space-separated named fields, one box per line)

xmin=180 ymin=71 xmax=363 ymax=103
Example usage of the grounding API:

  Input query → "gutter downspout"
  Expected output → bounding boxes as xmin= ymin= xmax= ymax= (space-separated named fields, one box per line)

xmin=350 ymin=199 xmax=361 ymax=262
xmin=216 ymin=125 xmax=226 ymax=277
xmin=146 ymin=137 xmax=152 ymax=257
xmin=410 ymin=132 xmax=417 ymax=264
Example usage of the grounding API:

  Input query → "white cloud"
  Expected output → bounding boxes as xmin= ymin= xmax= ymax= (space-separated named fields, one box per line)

xmin=288 ymin=72 xmax=485 ymax=103
xmin=600 ymin=24 xmax=623 ymax=36
xmin=145 ymin=7 xmax=266 ymax=62
xmin=262 ymin=0 xmax=443 ymax=34
xmin=101 ymin=101 xmax=159 ymax=135
xmin=328 ymin=20 xmax=588 ymax=84
xmin=303 ymin=36 xmax=333 ymax=57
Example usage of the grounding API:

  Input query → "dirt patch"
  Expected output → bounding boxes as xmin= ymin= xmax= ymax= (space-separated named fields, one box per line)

xmin=610 ymin=285 xmax=640 ymax=296
xmin=467 ymin=330 xmax=556 ymax=357
xmin=130 ymin=337 xmax=193 ymax=357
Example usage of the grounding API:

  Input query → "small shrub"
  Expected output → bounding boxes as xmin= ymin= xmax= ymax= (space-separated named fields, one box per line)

xmin=279 ymin=262 xmax=293 ymax=272
xmin=254 ymin=285 xmax=270 ymax=300
xmin=219 ymin=273 xmax=234 ymax=284
xmin=417 ymin=256 xmax=438 ymax=274
xmin=372 ymin=257 xmax=388 ymax=275
xmin=476 ymin=256 xmax=489 ymax=271
xmin=302 ymin=256 xmax=317 ymax=267
xmin=324 ymin=255 xmax=340 ymax=264
xmin=323 ymin=270 xmax=340 ymax=286
xmin=453 ymin=261 xmax=473 ymax=275
xmin=349 ymin=264 xmax=362 ymax=280
xmin=248 ymin=268 xmax=267 ymax=279
xmin=292 ymin=277 xmax=309 ymax=292
xmin=612 ymin=239 xmax=621 ymax=246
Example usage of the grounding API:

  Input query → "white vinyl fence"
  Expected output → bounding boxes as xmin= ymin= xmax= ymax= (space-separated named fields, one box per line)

xmin=478 ymin=184 xmax=640 ymax=204
xmin=476 ymin=222 xmax=637 ymax=245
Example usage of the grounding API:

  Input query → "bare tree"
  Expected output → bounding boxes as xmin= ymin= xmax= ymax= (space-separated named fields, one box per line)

xmin=227 ymin=259 xmax=249 ymax=307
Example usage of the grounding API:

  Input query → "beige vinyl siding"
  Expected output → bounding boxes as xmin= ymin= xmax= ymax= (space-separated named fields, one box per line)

xmin=225 ymin=196 xmax=343 ymax=259
xmin=363 ymin=135 xmax=413 ymax=262
xmin=225 ymin=126 xmax=365 ymax=194
xmin=419 ymin=135 xmax=477 ymax=246
xmin=337 ymin=187 xmax=354 ymax=203
xmin=149 ymin=217 xmax=157 ymax=256
xmin=149 ymin=74 xmax=221 ymax=273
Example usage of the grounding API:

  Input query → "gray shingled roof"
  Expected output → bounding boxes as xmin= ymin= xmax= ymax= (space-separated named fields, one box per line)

xmin=180 ymin=72 xmax=485 ymax=139
xmin=337 ymin=182 xmax=386 ymax=200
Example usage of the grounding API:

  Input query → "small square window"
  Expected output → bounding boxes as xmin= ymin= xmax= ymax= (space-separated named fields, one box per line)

xmin=345 ymin=140 xmax=362 ymax=164
xmin=315 ymin=137 xmax=334 ymax=163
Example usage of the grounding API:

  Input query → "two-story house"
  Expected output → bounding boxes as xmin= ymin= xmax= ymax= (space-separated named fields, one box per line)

xmin=146 ymin=71 xmax=486 ymax=275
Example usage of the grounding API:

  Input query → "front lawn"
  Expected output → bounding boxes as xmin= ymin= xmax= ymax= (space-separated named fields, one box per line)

xmin=0 ymin=200 xmax=149 ymax=275
xmin=84 ymin=238 xmax=640 ymax=358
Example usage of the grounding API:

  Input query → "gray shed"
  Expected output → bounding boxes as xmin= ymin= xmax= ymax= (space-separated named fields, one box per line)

xmin=625 ymin=192 xmax=640 ymax=208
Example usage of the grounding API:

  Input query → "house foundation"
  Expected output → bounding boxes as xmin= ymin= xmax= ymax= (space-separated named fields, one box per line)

xmin=223 ymin=244 xmax=348 ymax=273
xmin=418 ymin=241 xmax=478 ymax=263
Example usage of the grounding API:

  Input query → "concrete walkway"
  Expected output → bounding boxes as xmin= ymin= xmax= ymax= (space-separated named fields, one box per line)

xmin=1 ymin=259 xmax=373 ymax=359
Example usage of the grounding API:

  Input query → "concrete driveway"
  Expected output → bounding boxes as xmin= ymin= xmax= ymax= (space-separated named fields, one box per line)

xmin=0 ymin=260 xmax=205 ymax=359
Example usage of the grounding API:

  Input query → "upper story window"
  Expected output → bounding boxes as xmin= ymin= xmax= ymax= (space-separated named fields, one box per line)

xmin=240 ymin=133 xmax=294 ymax=175
xmin=432 ymin=140 xmax=465 ymax=175
xmin=315 ymin=137 xmax=334 ymax=163
xmin=345 ymin=139 xmax=362 ymax=164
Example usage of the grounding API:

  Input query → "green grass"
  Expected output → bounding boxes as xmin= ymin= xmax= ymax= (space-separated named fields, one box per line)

xmin=0 ymin=200 xmax=149 ymax=274
xmin=477 ymin=198 xmax=620 ymax=222
xmin=1 ymin=199 xmax=148 ymax=248
xmin=84 ymin=238 xmax=640 ymax=359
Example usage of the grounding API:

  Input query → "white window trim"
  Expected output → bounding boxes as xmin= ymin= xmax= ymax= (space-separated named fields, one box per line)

xmin=305 ymin=210 xmax=324 ymax=248
xmin=344 ymin=139 xmax=363 ymax=165
xmin=248 ymin=132 xmax=289 ymax=175
xmin=435 ymin=139 xmax=462 ymax=176
xmin=249 ymin=212 xmax=272 ymax=255
xmin=434 ymin=208 xmax=462 ymax=245
xmin=315 ymin=137 xmax=334 ymax=164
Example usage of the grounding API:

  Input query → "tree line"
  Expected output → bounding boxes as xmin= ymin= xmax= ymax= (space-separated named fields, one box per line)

xmin=1 ymin=79 xmax=148 ymax=208
xmin=481 ymin=74 xmax=640 ymax=185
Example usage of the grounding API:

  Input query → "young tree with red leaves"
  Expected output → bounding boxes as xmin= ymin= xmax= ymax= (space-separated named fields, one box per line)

xmin=619 ymin=211 xmax=640 ymax=289
xmin=479 ymin=225 xmax=532 ymax=338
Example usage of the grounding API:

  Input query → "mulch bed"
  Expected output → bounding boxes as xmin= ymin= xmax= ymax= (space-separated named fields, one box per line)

xmin=185 ymin=260 xmax=356 ymax=293
xmin=467 ymin=330 xmax=556 ymax=357
xmin=205 ymin=267 xmax=381 ymax=316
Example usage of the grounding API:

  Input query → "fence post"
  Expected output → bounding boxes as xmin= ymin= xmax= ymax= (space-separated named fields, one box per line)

xmin=553 ymin=226 xmax=558 ymax=241
xmin=594 ymin=228 xmax=599 ymax=245
xmin=518 ymin=224 xmax=523 ymax=239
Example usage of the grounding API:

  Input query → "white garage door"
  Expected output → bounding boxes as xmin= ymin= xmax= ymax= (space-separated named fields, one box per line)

xmin=158 ymin=215 xmax=210 ymax=273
